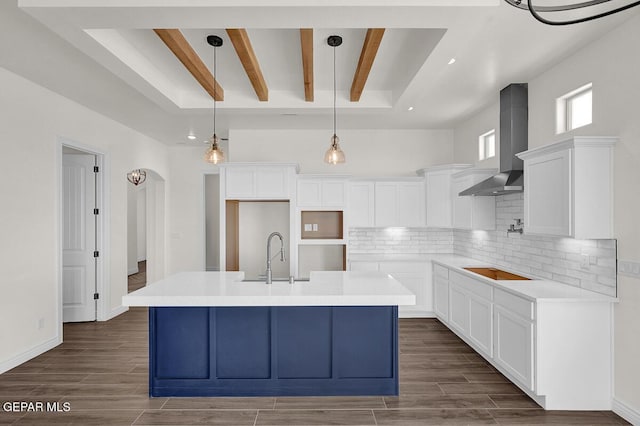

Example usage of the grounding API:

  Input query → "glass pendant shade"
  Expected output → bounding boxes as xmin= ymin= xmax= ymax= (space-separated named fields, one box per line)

xmin=324 ymin=134 xmax=345 ymax=165
xmin=127 ymin=169 xmax=146 ymax=186
xmin=204 ymin=134 xmax=225 ymax=164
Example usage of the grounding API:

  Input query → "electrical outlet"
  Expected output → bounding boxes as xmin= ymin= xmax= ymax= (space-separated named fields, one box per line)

xmin=619 ymin=260 xmax=640 ymax=278
xmin=312 ymin=224 xmax=318 ymax=231
xmin=580 ymin=253 xmax=590 ymax=270
xmin=37 ymin=318 xmax=44 ymax=330
xmin=304 ymin=224 xmax=312 ymax=232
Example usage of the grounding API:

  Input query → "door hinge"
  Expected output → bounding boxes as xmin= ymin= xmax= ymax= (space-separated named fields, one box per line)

xmin=93 ymin=293 xmax=99 ymax=300
xmin=93 ymin=208 xmax=99 ymax=215
xmin=93 ymin=251 xmax=99 ymax=258
xmin=93 ymin=166 xmax=99 ymax=173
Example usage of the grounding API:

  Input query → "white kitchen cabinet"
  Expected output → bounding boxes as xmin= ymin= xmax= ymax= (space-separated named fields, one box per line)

xmin=451 ymin=168 xmax=496 ymax=230
xmin=297 ymin=176 xmax=347 ymax=207
xmin=493 ymin=303 xmax=534 ymax=391
xmin=374 ymin=180 xmax=425 ymax=227
xmin=348 ymin=182 xmax=375 ymax=227
xmin=221 ymin=163 xmax=297 ymax=200
xmin=418 ymin=164 xmax=472 ymax=228
xmin=433 ymin=264 xmax=449 ymax=321
xmin=434 ymin=261 xmax=614 ymax=410
xmin=348 ymin=260 xmax=433 ymax=318
xmin=516 ymin=136 xmax=617 ymax=239
xmin=447 ymin=270 xmax=493 ymax=358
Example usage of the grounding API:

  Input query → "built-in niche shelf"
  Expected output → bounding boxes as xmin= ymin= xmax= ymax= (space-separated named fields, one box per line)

xmin=300 ymin=211 xmax=343 ymax=240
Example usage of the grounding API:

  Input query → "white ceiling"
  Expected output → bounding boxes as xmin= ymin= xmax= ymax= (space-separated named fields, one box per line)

xmin=5 ymin=0 xmax=638 ymax=145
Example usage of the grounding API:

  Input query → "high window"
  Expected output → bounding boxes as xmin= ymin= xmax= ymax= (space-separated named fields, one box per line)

xmin=557 ymin=83 xmax=592 ymax=133
xmin=478 ymin=129 xmax=496 ymax=161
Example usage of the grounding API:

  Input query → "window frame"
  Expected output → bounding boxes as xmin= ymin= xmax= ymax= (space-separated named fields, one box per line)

xmin=556 ymin=83 xmax=592 ymax=134
xmin=478 ymin=129 xmax=496 ymax=161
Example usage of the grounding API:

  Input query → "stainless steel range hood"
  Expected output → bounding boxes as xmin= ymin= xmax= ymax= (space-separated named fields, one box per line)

xmin=459 ymin=84 xmax=528 ymax=196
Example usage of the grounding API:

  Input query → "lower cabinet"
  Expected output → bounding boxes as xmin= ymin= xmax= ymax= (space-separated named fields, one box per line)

xmin=433 ymin=261 xmax=614 ymax=410
xmin=493 ymin=304 xmax=534 ymax=391
xmin=349 ymin=260 xmax=433 ymax=318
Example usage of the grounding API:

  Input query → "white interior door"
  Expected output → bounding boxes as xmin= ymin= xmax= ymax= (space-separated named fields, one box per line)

xmin=62 ymin=153 xmax=96 ymax=322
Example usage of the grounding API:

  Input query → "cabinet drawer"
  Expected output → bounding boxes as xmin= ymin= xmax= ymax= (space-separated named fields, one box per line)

xmin=494 ymin=288 xmax=535 ymax=320
xmin=433 ymin=264 xmax=449 ymax=279
xmin=450 ymin=271 xmax=492 ymax=301
xmin=380 ymin=262 xmax=427 ymax=274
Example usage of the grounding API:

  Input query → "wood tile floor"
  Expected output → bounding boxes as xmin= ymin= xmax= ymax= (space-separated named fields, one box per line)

xmin=128 ymin=261 xmax=147 ymax=293
xmin=0 ymin=283 xmax=629 ymax=425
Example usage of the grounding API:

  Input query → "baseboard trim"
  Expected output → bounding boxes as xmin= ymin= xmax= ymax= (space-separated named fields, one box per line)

xmin=102 ymin=305 xmax=129 ymax=321
xmin=613 ymin=398 xmax=640 ymax=425
xmin=0 ymin=335 xmax=61 ymax=374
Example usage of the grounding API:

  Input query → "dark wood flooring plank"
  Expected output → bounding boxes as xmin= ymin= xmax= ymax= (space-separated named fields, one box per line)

xmin=134 ymin=409 xmax=257 ymax=425
xmin=256 ymin=409 xmax=376 ymax=425
xmin=384 ymin=394 xmax=497 ymax=409
xmin=163 ymin=397 xmax=275 ymax=410
xmin=374 ymin=408 xmax=497 ymax=425
xmin=274 ymin=396 xmax=385 ymax=409
xmin=489 ymin=409 xmax=630 ymax=425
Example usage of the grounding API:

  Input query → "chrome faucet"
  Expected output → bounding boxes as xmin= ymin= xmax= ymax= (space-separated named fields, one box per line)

xmin=266 ymin=231 xmax=286 ymax=284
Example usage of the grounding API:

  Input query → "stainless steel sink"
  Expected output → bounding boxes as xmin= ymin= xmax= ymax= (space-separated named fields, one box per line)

xmin=463 ymin=267 xmax=530 ymax=281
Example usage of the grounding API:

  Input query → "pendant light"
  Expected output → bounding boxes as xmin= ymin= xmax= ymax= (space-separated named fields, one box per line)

xmin=324 ymin=35 xmax=345 ymax=165
xmin=127 ymin=169 xmax=146 ymax=186
xmin=204 ymin=35 xmax=225 ymax=164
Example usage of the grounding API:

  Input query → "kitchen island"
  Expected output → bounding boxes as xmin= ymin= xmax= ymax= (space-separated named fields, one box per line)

xmin=122 ymin=271 xmax=415 ymax=397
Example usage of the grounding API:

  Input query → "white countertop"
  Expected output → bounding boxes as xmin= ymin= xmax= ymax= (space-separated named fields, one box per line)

xmin=122 ymin=271 xmax=416 ymax=307
xmin=430 ymin=254 xmax=617 ymax=303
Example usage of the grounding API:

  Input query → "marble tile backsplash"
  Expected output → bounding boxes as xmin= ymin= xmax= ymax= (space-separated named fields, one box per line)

xmin=348 ymin=193 xmax=617 ymax=297
xmin=454 ymin=193 xmax=617 ymax=297
xmin=348 ymin=228 xmax=454 ymax=255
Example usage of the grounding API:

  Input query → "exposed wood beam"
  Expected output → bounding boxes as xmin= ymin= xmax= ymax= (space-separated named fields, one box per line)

xmin=300 ymin=29 xmax=314 ymax=102
xmin=153 ymin=29 xmax=224 ymax=101
xmin=350 ymin=28 xmax=385 ymax=102
xmin=226 ymin=29 xmax=268 ymax=101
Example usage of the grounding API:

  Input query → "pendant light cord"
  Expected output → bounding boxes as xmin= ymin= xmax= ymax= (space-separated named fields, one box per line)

xmin=333 ymin=44 xmax=337 ymax=140
xmin=213 ymin=44 xmax=217 ymax=139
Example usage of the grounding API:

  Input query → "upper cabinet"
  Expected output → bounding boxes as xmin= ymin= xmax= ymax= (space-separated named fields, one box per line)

xmin=418 ymin=165 xmax=472 ymax=228
xmin=348 ymin=179 xmax=425 ymax=228
xmin=297 ymin=176 xmax=347 ymax=208
xmin=220 ymin=163 xmax=298 ymax=200
xmin=374 ymin=181 xmax=425 ymax=228
xmin=517 ymin=136 xmax=617 ymax=239
xmin=451 ymin=168 xmax=497 ymax=230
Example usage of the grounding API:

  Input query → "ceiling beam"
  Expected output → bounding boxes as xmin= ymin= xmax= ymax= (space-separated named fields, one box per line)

xmin=153 ymin=28 xmax=224 ymax=101
xmin=226 ymin=29 xmax=269 ymax=101
xmin=350 ymin=28 xmax=385 ymax=102
xmin=300 ymin=29 xmax=314 ymax=102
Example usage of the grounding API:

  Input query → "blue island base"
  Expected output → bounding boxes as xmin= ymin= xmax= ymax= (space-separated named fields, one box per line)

xmin=149 ymin=306 xmax=398 ymax=397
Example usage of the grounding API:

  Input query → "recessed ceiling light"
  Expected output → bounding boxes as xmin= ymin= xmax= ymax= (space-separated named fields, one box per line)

xmin=448 ymin=58 xmax=456 ymax=65
xmin=187 ymin=134 xmax=196 ymax=140
xmin=407 ymin=106 xmax=414 ymax=111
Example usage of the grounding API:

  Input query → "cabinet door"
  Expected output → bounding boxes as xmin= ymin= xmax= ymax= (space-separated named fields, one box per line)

xmin=524 ymin=149 xmax=571 ymax=236
xmin=297 ymin=180 xmax=322 ymax=207
xmin=426 ymin=171 xmax=453 ymax=228
xmin=374 ymin=183 xmax=398 ymax=227
xmin=226 ymin=167 xmax=255 ymax=198
xmin=493 ymin=305 xmax=535 ymax=391
xmin=321 ymin=181 xmax=346 ymax=207
xmin=433 ymin=275 xmax=449 ymax=322
xmin=348 ymin=182 xmax=374 ymax=227
xmin=448 ymin=284 xmax=469 ymax=336
xmin=468 ymin=294 xmax=492 ymax=357
xmin=397 ymin=182 xmax=425 ymax=227
xmin=452 ymin=176 xmax=472 ymax=229
xmin=256 ymin=167 xmax=289 ymax=198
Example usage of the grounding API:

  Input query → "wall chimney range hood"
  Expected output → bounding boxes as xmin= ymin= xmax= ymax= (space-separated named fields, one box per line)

xmin=459 ymin=83 xmax=528 ymax=196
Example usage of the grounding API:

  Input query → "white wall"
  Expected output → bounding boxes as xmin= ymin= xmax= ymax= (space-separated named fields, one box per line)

xmin=126 ymin=184 xmax=139 ymax=275
xmin=0 ymin=66 xmax=169 ymax=372
xmin=452 ymin=12 xmax=640 ymax=416
xmin=238 ymin=202 xmax=290 ymax=279
xmin=229 ymin=129 xmax=454 ymax=176
xmin=205 ymin=174 xmax=220 ymax=271
xmin=137 ymin=188 xmax=147 ymax=262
